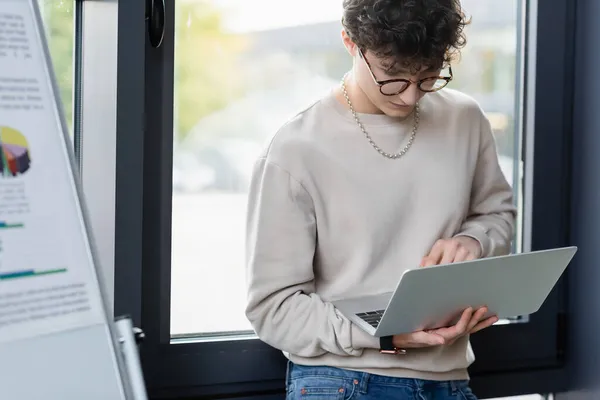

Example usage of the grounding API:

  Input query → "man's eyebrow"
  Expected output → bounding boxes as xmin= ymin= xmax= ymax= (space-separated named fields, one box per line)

xmin=379 ymin=63 xmax=439 ymax=76
xmin=389 ymin=67 xmax=411 ymax=75
xmin=378 ymin=64 xmax=411 ymax=75
xmin=424 ymin=66 xmax=440 ymax=73
xmin=384 ymin=67 xmax=440 ymax=75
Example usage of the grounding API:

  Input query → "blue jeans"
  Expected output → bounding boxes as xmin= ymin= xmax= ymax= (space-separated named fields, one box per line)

xmin=286 ymin=362 xmax=478 ymax=400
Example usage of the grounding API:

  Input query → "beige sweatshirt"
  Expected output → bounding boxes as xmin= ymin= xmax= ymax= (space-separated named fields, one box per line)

xmin=245 ymin=88 xmax=517 ymax=381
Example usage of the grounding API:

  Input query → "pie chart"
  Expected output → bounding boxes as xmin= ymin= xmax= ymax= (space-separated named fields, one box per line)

xmin=0 ymin=126 xmax=32 ymax=177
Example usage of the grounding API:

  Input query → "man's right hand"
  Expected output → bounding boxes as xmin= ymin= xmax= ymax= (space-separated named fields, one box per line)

xmin=392 ymin=307 xmax=498 ymax=349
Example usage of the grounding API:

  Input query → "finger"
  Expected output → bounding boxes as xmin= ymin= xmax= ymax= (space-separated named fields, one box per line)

xmin=452 ymin=307 xmax=473 ymax=335
xmin=470 ymin=316 xmax=499 ymax=334
xmin=425 ymin=240 xmax=446 ymax=265
xmin=421 ymin=256 xmax=437 ymax=268
xmin=440 ymin=242 xmax=458 ymax=265
xmin=452 ymin=246 xmax=470 ymax=263
xmin=466 ymin=307 xmax=488 ymax=331
xmin=439 ymin=309 xmax=463 ymax=327
xmin=433 ymin=307 xmax=473 ymax=339
xmin=465 ymin=252 xmax=477 ymax=261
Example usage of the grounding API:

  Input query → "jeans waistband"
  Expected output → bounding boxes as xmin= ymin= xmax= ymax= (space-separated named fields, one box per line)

xmin=286 ymin=361 xmax=469 ymax=394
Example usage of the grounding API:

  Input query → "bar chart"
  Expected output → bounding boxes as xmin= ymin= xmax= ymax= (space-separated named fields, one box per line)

xmin=0 ymin=221 xmax=24 ymax=230
xmin=0 ymin=268 xmax=67 ymax=281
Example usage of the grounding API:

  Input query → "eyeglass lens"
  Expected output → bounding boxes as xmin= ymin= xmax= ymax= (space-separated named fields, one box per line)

xmin=380 ymin=78 xmax=448 ymax=95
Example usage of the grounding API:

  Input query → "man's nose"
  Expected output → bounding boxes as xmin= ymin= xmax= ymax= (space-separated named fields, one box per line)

xmin=398 ymin=84 xmax=421 ymax=106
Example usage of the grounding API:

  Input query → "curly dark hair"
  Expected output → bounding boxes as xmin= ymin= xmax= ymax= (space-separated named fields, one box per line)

xmin=342 ymin=0 xmax=469 ymax=74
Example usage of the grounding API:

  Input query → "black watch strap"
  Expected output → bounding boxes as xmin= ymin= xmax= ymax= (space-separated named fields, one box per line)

xmin=380 ymin=336 xmax=395 ymax=351
xmin=379 ymin=336 xmax=407 ymax=355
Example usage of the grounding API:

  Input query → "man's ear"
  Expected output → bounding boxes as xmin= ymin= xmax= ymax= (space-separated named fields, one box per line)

xmin=341 ymin=29 xmax=358 ymax=57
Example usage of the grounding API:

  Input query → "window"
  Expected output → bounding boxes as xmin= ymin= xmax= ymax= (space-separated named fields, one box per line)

xmin=171 ymin=0 xmax=356 ymax=338
xmin=37 ymin=0 xmax=74 ymax=135
xmin=170 ymin=0 xmax=523 ymax=338
xmin=105 ymin=0 xmax=576 ymax=398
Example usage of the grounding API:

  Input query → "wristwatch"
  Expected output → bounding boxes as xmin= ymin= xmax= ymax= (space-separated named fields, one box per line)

xmin=379 ymin=336 xmax=407 ymax=355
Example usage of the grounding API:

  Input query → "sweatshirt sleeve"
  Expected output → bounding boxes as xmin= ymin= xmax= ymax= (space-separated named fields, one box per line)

xmin=244 ymin=157 xmax=380 ymax=358
xmin=454 ymin=113 xmax=518 ymax=258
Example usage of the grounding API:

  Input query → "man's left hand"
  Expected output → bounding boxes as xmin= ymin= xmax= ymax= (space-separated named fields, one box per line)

xmin=420 ymin=237 xmax=482 ymax=267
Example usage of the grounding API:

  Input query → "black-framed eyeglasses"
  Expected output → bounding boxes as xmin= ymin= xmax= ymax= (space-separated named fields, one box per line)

xmin=359 ymin=49 xmax=453 ymax=96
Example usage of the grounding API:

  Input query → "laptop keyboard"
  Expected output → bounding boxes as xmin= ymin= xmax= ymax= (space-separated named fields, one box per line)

xmin=356 ymin=310 xmax=385 ymax=328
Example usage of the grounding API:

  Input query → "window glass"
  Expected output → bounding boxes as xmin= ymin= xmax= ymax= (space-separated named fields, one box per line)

xmin=171 ymin=0 xmax=522 ymax=337
xmin=38 ymin=0 xmax=74 ymax=135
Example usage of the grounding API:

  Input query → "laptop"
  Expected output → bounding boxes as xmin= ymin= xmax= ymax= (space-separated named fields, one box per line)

xmin=331 ymin=246 xmax=577 ymax=337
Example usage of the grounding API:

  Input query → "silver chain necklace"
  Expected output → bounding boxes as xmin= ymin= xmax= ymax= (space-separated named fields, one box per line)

xmin=341 ymin=73 xmax=419 ymax=159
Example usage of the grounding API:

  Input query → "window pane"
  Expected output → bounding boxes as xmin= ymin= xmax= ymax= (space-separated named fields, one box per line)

xmin=447 ymin=0 xmax=524 ymax=254
xmin=37 ymin=0 xmax=74 ymax=136
xmin=171 ymin=0 xmax=523 ymax=337
xmin=446 ymin=0 xmax=525 ymax=326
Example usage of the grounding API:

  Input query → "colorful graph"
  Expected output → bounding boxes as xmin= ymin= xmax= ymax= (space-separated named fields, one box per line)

xmin=0 ymin=126 xmax=32 ymax=177
xmin=0 ymin=268 xmax=67 ymax=281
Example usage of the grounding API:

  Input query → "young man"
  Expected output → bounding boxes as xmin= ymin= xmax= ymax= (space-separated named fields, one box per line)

xmin=245 ymin=0 xmax=517 ymax=398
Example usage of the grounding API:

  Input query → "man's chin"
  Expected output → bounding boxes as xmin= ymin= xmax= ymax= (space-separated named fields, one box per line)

xmin=384 ymin=103 xmax=415 ymax=118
